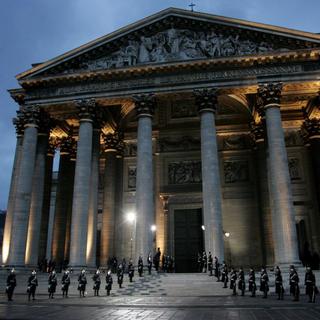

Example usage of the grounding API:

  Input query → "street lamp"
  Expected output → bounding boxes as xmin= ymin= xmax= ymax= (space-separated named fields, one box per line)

xmin=224 ymin=232 xmax=230 ymax=238
xmin=126 ymin=211 xmax=136 ymax=223
xmin=151 ymin=225 xmax=157 ymax=232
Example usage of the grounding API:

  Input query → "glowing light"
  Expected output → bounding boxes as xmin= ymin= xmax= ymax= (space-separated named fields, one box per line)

xmin=126 ymin=211 xmax=136 ymax=223
xmin=201 ymin=225 xmax=205 ymax=231
xmin=151 ymin=225 xmax=157 ymax=232
xmin=225 ymin=232 xmax=230 ymax=238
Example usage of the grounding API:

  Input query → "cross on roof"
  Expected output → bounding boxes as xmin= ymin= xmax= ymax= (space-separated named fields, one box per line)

xmin=189 ymin=2 xmax=196 ymax=12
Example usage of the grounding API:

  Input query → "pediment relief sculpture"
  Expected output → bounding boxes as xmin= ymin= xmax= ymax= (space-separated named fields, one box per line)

xmin=81 ymin=27 xmax=289 ymax=71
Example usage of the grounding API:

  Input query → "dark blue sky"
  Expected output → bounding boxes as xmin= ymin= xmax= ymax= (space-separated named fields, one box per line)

xmin=0 ymin=0 xmax=319 ymax=209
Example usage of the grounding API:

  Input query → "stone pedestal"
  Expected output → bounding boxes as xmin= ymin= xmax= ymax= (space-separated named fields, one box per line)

xmin=69 ymin=100 xmax=95 ymax=268
xmin=134 ymin=94 xmax=156 ymax=264
xmin=258 ymin=83 xmax=300 ymax=266
xmin=195 ymin=88 xmax=224 ymax=261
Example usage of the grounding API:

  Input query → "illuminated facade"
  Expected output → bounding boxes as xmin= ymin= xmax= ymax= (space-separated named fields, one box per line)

xmin=4 ymin=8 xmax=320 ymax=271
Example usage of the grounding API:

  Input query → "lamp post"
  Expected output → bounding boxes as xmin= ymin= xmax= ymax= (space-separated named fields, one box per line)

xmin=126 ymin=211 xmax=136 ymax=260
xmin=151 ymin=225 xmax=157 ymax=253
xmin=223 ymin=231 xmax=231 ymax=265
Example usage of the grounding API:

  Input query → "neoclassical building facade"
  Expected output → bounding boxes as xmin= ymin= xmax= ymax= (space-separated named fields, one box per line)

xmin=4 ymin=8 xmax=320 ymax=271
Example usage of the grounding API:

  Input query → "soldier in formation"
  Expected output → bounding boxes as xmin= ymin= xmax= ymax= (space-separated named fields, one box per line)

xmin=197 ymin=252 xmax=203 ymax=272
xmin=128 ymin=259 xmax=134 ymax=282
xmin=147 ymin=253 xmax=153 ymax=275
xmin=221 ymin=262 xmax=228 ymax=288
xmin=230 ymin=267 xmax=237 ymax=296
xmin=208 ymin=252 xmax=213 ymax=276
xmin=305 ymin=266 xmax=317 ymax=303
xmin=61 ymin=269 xmax=70 ymax=298
xmin=214 ymin=256 xmax=220 ymax=281
xmin=48 ymin=270 xmax=57 ymax=299
xmin=248 ymin=267 xmax=256 ymax=297
xmin=78 ymin=269 xmax=87 ymax=298
xmin=27 ymin=270 xmax=38 ymax=301
xmin=154 ymin=247 xmax=161 ymax=272
xmin=202 ymin=251 xmax=207 ymax=273
xmin=275 ymin=266 xmax=284 ymax=300
xmin=289 ymin=265 xmax=300 ymax=301
xmin=138 ymin=256 xmax=144 ymax=277
xmin=238 ymin=267 xmax=245 ymax=296
xmin=117 ymin=263 xmax=124 ymax=288
xmin=92 ymin=269 xmax=101 ymax=296
xmin=105 ymin=270 xmax=113 ymax=296
xmin=260 ymin=267 xmax=269 ymax=298
xmin=6 ymin=268 xmax=16 ymax=301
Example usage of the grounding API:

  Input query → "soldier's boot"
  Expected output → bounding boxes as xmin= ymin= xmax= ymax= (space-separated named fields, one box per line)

xmin=251 ymin=289 xmax=256 ymax=297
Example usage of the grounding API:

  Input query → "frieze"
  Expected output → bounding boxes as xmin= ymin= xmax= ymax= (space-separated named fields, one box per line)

xmin=288 ymin=158 xmax=301 ymax=181
xmin=158 ymin=136 xmax=200 ymax=152
xmin=168 ymin=160 xmax=202 ymax=184
xmin=170 ymin=101 xmax=197 ymax=119
xmin=223 ymin=160 xmax=249 ymax=183
xmin=221 ymin=134 xmax=252 ymax=151
xmin=27 ymin=65 xmax=304 ymax=100
xmin=75 ymin=28 xmax=290 ymax=72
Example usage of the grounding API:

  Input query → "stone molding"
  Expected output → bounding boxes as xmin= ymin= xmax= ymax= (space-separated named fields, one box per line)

xmin=194 ymin=88 xmax=219 ymax=114
xmin=133 ymin=93 xmax=157 ymax=118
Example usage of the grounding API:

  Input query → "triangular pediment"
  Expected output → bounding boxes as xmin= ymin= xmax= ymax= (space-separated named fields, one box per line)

xmin=17 ymin=7 xmax=320 ymax=80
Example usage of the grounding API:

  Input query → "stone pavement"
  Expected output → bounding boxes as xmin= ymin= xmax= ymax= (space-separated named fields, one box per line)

xmin=0 ymin=271 xmax=319 ymax=319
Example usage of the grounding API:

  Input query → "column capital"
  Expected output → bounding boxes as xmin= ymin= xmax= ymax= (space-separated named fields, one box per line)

xmin=103 ymin=131 xmax=124 ymax=155
xmin=12 ymin=115 xmax=25 ymax=137
xmin=301 ymin=117 xmax=320 ymax=143
xmin=133 ymin=93 xmax=156 ymax=118
xmin=75 ymin=98 xmax=97 ymax=122
xmin=20 ymin=105 xmax=42 ymax=128
xmin=59 ymin=135 xmax=77 ymax=156
xmin=250 ymin=121 xmax=266 ymax=145
xmin=257 ymin=83 xmax=283 ymax=115
xmin=194 ymin=88 xmax=219 ymax=114
xmin=47 ymin=137 xmax=58 ymax=157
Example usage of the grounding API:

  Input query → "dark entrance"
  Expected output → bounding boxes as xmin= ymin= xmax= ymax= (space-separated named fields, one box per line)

xmin=174 ymin=208 xmax=203 ymax=272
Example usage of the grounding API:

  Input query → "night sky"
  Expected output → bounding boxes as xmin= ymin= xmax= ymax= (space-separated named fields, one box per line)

xmin=0 ymin=0 xmax=319 ymax=209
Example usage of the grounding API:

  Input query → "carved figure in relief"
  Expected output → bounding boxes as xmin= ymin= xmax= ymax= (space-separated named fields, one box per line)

xmin=167 ymin=27 xmax=180 ymax=54
xmin=125 ymin=41 xmax=138 ymax=66
xmin=139 ymin=36 xmax=152 ymax=63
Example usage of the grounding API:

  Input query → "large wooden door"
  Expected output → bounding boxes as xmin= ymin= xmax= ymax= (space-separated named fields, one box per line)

xmin=174 ymin=208 xmax=203 ymax=273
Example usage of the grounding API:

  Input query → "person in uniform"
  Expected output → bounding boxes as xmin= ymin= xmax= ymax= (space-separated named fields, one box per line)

xmin=275 ymin=266 xmax=284 ymax=300
xmin=230 ymin=267 xmax=237 ymax=296
xmin=197 ymin=252 xmax=202 ymax=273
xmin=6 ymin=268 xmax=16 ymax=301
xmin=248 ymin=267 xmax=256 ymax=297
xmin=208 ymin=252 xmax=213 ymax=276
xmin=61 ymin=269 xmax=71 ymax=298
xmin=117 ymin=263 xmax=124 ymax=288
xmin=48 ymin=270 xmax=57 ymax=299
xmin=138 ymin=256 xmax=144 ymax=277
xmin=289 ymin=265 xmax=299 ymax=301
xmin=105 ymin=270 xmax=113 ymax=296
xmin=214 ymin=256 xmax=221 ymax=281
xmin=128 ymin=259 xmax=134 ymax=282
xmin=260 ymin=267 xmax=269 ymax=298
xmin=27 ymin=270 xmax=38 ymax=301
xmin=221 ymin=262 xmax=228 ymax=288
xmin=78 ymin=269 xmax=87 ymax=298
xmin=202 ymin=252 xmax=207 ymax=273
xmin=154 ymin=247 xmax=161 ymax=272
xmin=147 ymin=252 xmax=153 ymax=275
xmin=92 ymin=269 xmax=101 ymax=296
xmin=305 ymin=266 xmax=317 ymax=303
xmin=238 ymin=267 xmax=245 ymax=296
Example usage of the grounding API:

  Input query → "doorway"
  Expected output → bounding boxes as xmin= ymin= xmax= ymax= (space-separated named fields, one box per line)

xmin=174 ymin=208 xmax=203 ymax=272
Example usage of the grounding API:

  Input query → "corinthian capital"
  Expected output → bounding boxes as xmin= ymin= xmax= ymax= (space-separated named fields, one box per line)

xmin=103 ymin=131 xmax=124 ymax=153
xmin=257 ymin=83 xmax=283 ymax=113
xmin=12 ymin=113 xmax=25 ymax=136
xmin=193 ymin=88 xmax=219 ymax=114
xmin=20 ymin=105 xmax=41 ymax=127
xmin=250 ymin=121 xmax=266 ymax=145
xmin=301 ymin=117 xmax=320 ymax=143
xmin=75 ymin=98 xmax=97 ymax=121
xmin=133 ymin=93 xmax=156 ymax=118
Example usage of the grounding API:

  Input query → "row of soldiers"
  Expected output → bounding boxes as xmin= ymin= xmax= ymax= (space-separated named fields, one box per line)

xmin=5 ymin=254 xmax=165 ymax=301
xmin=197 ymin=253 xmax=318 ymax=303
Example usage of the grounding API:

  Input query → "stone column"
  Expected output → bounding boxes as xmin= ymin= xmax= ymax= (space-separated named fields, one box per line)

xmin=100 ymin=132 xmax=122 ymax=266
xmin=2 ymin=116 xmax=24 ymax=264
xmin=251 ymin=122 xmax=274 ymax=266
xmin=134 ymin=93 xmax=156 ymax=263
xmin=51 ymin=136 xmax=76 ymax=266
xmin=69 ymin=99 xmax=96 ymax=268
xmin=7 ymin=106 xmax=41 ymax=267
xmin=257 ymin=83 xmax=300 ymax=265
xmin=194 ymin=88 xmax=224 ymax=261
xmin=86 ymin=127 xmax=101 ymax=268
xmin=38 ymin=138 xmax=56 ymax=262
xmin=25 ymin=112 xmax=51 ymax=267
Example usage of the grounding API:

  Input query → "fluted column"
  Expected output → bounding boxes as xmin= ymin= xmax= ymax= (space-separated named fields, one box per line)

xmin=2 ymin=116 xmax=24 ymax=264
xmin=257 ymin=83 xmax=300 ymax=265
xmin=7 ymin=106 xmax=41 ymax=267
xmin=25 ymin=112 xmax=51 ymax=266
xmin=134 ymin=93 xmax=156 ymax=263
xmin=69 ymin=99 xmax=95 ymax=268
xmin=52 ymin=136 xmax=76 ymax=265
xmin=86 ymin=127 xmax=101 ymax=268
xmin=38 ymin=138 xmax=56 ymax=262
xmin=194 ymin=88 xmax=224 ymax=261
xmin=100 ymin=132 xmax=122 ymax=266
xmin=251 ymin=121 xmax=274 ymax=266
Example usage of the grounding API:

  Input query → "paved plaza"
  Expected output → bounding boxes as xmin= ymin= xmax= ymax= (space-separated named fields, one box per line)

xmin=0 ymin=272 xmax=319 ymax=319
